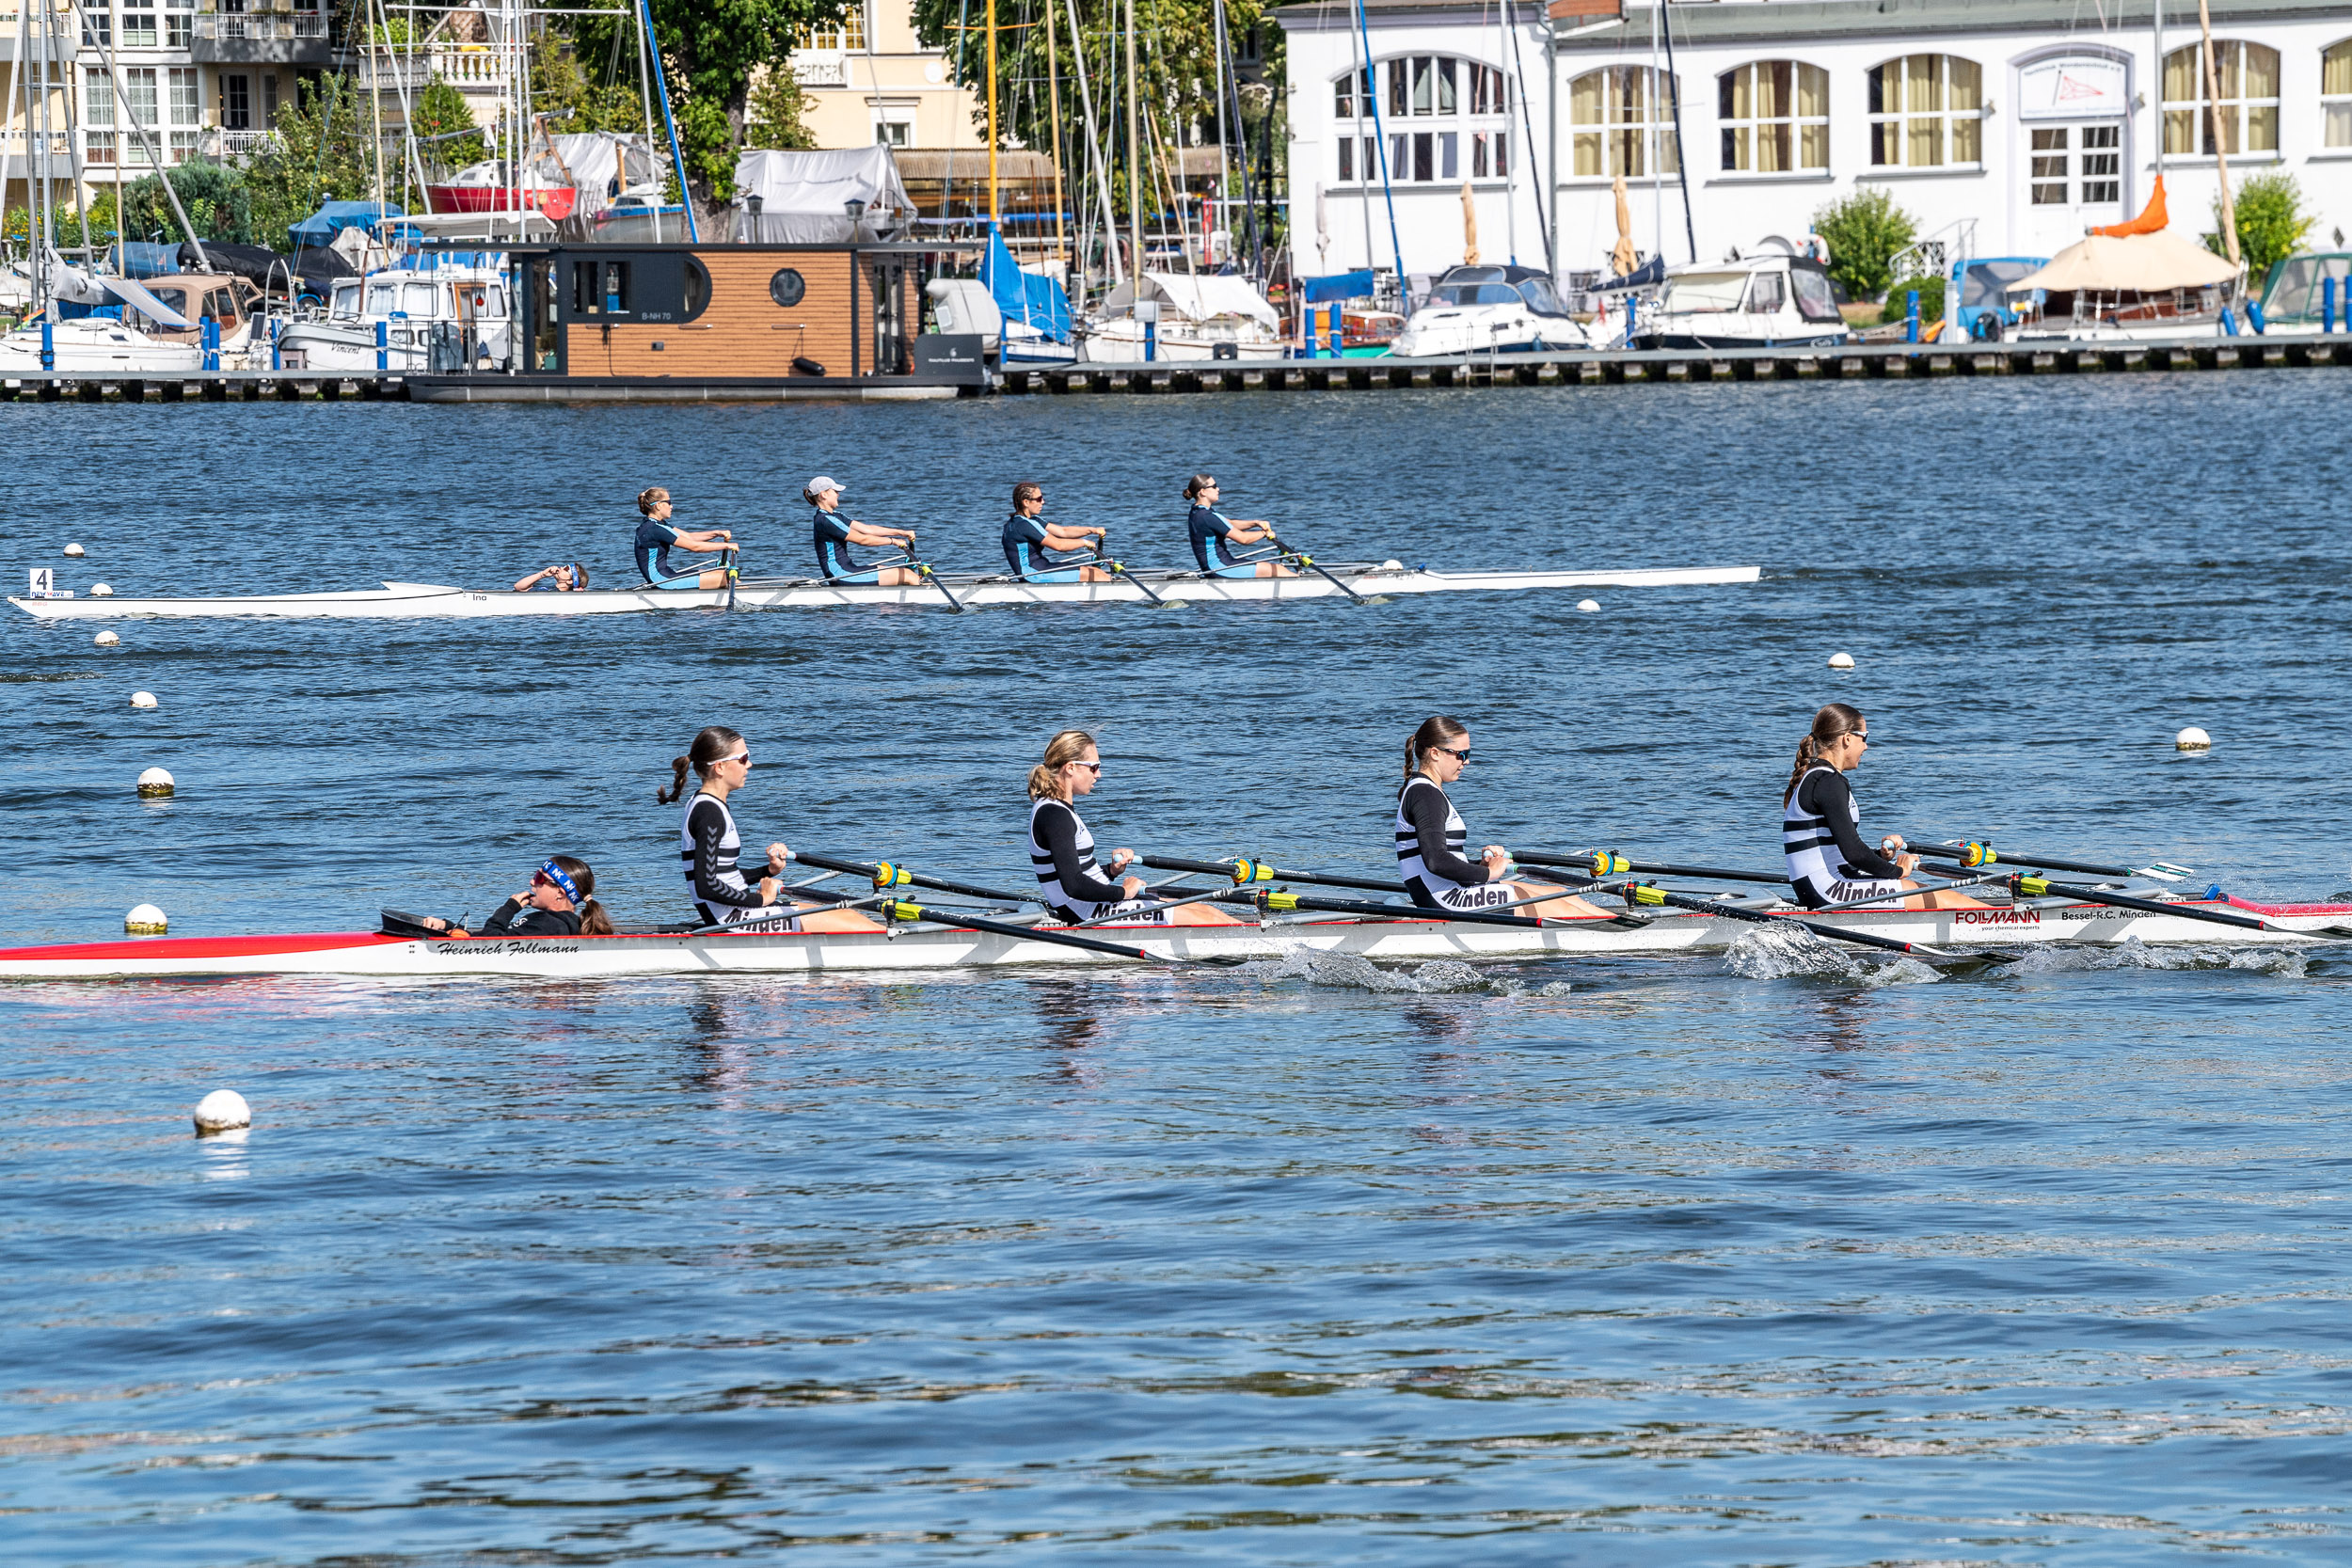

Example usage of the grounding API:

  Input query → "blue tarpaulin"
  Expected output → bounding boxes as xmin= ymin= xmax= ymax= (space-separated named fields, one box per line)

xmin=979 ymin=225 xmax=1071 ymax=341
xmin=1299 ymin=269 xmax=1375 ymax=304
xmin=114 ymin=241 xmax=180 ymax=278
xmin=288 ymin=199 xmax=404 ymax=248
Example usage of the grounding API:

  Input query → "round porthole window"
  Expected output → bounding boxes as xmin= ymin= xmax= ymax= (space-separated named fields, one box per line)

xmin=769 ymin=268 xmax=806 ymax=308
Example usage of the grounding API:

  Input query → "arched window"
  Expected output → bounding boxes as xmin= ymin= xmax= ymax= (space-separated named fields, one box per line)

xmin=2321 ymin=40 xmax=2351 ymax=149
xmin=1867 ymin=55 xmax=1982 ymax=167
xmin=1332 ymin=57 xmax=1511 ymax=184
xmin=1568 ymin=66 xmax=1679 ymax=181
xmin=1718 ymin=61 xmax=1828 ymax=172
xmin=2163 ymin=41 xmax=2278 ymax=155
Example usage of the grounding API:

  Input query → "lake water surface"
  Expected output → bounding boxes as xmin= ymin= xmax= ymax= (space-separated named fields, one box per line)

xmin=6 ymin=373 xmax=2352 ymax=1565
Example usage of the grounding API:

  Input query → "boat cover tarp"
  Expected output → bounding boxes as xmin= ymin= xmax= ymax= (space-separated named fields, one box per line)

xmin=980 ymin=225 xmax=1071 ymax=340
xmin=1099 ymin=271 xmax=1279 ymax=327
xmin=289 ymin=199 xmax=405 ymax=248
xmin=2010 ymin=229 xmax=2238 ymax=294
xmin=2091 ymin=175 xmax=2168 ymax=238
xmin=114 ymin=241 xmax=180 ymax=278
xmin=1299 ymin=269 xmax=1375 ymax=304
xmin=393 ymin=209 xmax=557 ymax=241
xmin=1593 ymin=255 xmax=1665 ymax=293
xmin=176 ymin=240 xmax=294 ymax=290
xmin=732 ymin=147 xmax=914 ymax=243
xmin=98 ymin=275 xmax=193 ymax=328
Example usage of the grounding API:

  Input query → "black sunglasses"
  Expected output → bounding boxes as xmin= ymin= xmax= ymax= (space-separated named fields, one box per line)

xmin=1432 ymin=745 xmax=1470 ymax=763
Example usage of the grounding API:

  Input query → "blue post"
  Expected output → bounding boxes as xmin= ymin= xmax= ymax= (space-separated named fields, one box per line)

xmin=375 ymin=319 xmax=389 ymax=371
xmin=1327 ymin=304 xmax=1343 ymax=356
xmin=270 ymin=316 xmax=281 ymax=372
xmin=1144 ymin=316 xmax=1157 ymax=361
xmin=40 ymin=319 xmax=55 ymax=372
xmin=2218 ymin=306 xmax=2239 ymax=336
xmin=201 ymin=317 xmax=220 ymax=372
xmin=2325 ymin=276 xmax=2338 ymax=334
xmin=1905 ymin=290 xmax=1920 ymax=343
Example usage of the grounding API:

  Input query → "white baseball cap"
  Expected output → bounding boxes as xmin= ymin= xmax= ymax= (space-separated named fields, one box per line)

xmin=808 ymin=475 xmax=845 ymax=496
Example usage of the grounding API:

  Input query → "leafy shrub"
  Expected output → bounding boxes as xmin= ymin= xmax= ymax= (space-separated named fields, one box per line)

xmin=1812 ymin=186 xmax=1918 ymax=302
xmin=2205 ymin=171 xmax=2313 ymax=276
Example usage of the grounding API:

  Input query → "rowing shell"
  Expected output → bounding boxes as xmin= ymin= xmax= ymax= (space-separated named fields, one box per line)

xmin=6 ymin=563 xmax=1760 ymax=621
xmin=2 ymin=895 xmax=2341 ymax=980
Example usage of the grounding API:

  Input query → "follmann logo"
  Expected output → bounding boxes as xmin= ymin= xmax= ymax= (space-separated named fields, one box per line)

xmin=1956 ymin=910 xmax=2042 ymax=926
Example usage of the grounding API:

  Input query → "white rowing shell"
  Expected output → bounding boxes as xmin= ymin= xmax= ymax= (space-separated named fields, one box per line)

xmin=0 ymin=897 xmax=2341 ymax=980
xmin=6 ymin=564 xmax=1761 ymax=621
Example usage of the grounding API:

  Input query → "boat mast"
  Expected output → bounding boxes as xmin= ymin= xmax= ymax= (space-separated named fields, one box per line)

xmin=986 ymin=0 xmax=999 ymax=226
xmin=635 ymin=0 xmax=661 ymax=241
xmin=1123 ymin=0 xmax=1140 ymax=279
xmin=1211 ymin=0 xmax=1229 ymax=263
xmin=1044 ymin=0 xmax=1067 ymax=280
xmin=2194 ymin=0 xmax=2237 ymax=264
xmin=1061 ymin=0 xmax=1120 ymax=285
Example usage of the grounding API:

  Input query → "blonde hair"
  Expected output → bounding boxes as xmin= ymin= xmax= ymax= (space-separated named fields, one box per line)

xmin=1027 ymin=728 xmax=1096 ymax=801
xmin=1784 ymin=703 xmax=1866 ymax=804
xmin=1404 ymin=715 xmax=1469 ymax=780
xmin=637 ymin=486 xmax=669 ymax=515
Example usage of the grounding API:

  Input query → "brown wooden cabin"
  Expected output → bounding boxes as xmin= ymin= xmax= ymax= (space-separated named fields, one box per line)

xmin=405 ymin=240 xmax=988 ymax=402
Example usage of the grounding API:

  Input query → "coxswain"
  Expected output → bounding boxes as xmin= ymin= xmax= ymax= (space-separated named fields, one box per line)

xmin=418 ymin=855 xmax=613 ymax=937
xmin=632 ymin=487 xmax=737 ymax=590
xmin=1781 ymin=703 xmax=1981 ymax=911
xmin=513 ymin=562 xmax=588 ymax=593
xmin=1395 ymin=716 xmax=1609 ymax=919
xmin=1184 ymin=474 xmax=1295 ymax=578
xmin=1002 ymin=481 xmax=1113 ymax=582
xmin=808 ymin=476 xmax=920 ymax=585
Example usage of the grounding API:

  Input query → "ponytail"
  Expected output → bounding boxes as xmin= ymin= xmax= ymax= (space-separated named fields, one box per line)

xmin=658 ymin=725 xmax=745 ymax=804
xmin=577 ymin=897 xmax=614 ymax=937
xmin=1784 ymin=703 xmax=1866 ymax=804
xmin=548 ymin=855 xmax=614 ymax=936
xmin=637 ymin=486 xmax=669 ymax=516
xmin=1404 ymin=714 xmax=1470 ymax=781
xmin=1028 ymin=728 xmax=1096 ymax=801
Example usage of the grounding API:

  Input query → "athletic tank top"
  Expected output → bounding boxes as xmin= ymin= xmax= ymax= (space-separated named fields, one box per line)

xmin=1030 ymin=797 xmax=1112 ymax=922
xmin=680 ymin=791 xmax=752 ymax=927
xmin=1394 ymin=776 xmax=1472 ymax=903
xmin=1783 ymin=764 xmax=1887 ymax=900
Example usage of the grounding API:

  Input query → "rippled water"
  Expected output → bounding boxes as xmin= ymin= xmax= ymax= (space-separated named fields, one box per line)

xmin=7 ymin=373 xmax=2352 ymax=1563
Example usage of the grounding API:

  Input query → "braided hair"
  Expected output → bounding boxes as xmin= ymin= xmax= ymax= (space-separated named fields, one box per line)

xmin=1784 ymin=704 xmax=1866 ymax=805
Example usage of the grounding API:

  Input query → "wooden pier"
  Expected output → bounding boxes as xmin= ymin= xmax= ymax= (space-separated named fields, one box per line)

xmin=3 ymin=335 xmax=2346 ymax=403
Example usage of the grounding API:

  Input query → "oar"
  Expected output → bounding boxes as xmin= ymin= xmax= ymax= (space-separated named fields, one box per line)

xmin=1245 ymin=888 xmax=1561 ymax=932
xmin=1611 ymin=879 xmax=2007 ymax=961
xmin=793 ymin=849 xmax=1038 ymax=908
xmin=1264 ymin=534 xmax=1370 ymax=605
xmin=912 ymin=553 xmax=965 ymax=612
xmin=1141 ymin=852 xmax=1405 ymax=895
xmin=1081 ymin=531 xmax=1170 ymax=606
xmin=2006 ymin=874 xmax=2352 ymax=940
xmin=1518 ymin=848 xmax=1790 ymax=885
xmin=1918 ymin=840 xmax=2192 ymax=882
xmin=881 ymin=898 xmax=1246 ymax=966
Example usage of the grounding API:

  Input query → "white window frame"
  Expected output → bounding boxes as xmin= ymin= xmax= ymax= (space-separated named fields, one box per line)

xmin=2162 ymin=40 xmax=2279 ymax=159
xmin=2327 ymin=40 xmax=2352 ymax=150
xmin=1717 ymin=59 xmax=1829 ymax=175
xmin=1331 ymin=55 xmax=1509 ymax=187
xmin=1567 ymin=66 xmax=1680 ymax=182
xmin=1866 ymin=54 xmax=1983 ymax=170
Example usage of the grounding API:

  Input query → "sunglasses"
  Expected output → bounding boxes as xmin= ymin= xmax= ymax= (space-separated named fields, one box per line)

xmin=534 ymin=860 xmax=581 ymax=903
xmin=1068 ymin=760 xmax=1103 ymax=773
xmin=1432 ymin=745 xmax=1471 ymax=763
xmin=720 ymin=751 xmax=751 ymax=767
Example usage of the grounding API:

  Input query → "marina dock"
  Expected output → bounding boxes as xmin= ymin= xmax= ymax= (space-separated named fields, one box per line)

xmin=2 ymin=334 xmax=2345 ymax=403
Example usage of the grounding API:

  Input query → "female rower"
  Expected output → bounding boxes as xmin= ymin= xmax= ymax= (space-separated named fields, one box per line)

xmin=1781 ymin=703 xmax=1979 ymax=911
xmin=633 ymin=487 xmax=737 ymax=591
xmin=659 ymin=726 xmax=883 ymax=935
xmin=809 ymin=476 xmax=920 ymax=586
xmin=1025 ymin=731 xmax=1244 ymax=927
xmin=1184 ymin=474 xmax=1295 ymax=578
xmin=1003 ymin=481 xmax=1112 ymax=582
xmin=514 ymin=562 xmax=588 ymax=593
xmin=418 ymin=855 xmax=614 ymax=938
xmin=1395 ymin=716 xmax=1607 ymax=920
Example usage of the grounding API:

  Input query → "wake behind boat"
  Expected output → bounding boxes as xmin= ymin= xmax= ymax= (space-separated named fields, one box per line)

xmin=9 ymin=562 xmax=1761 ymax=621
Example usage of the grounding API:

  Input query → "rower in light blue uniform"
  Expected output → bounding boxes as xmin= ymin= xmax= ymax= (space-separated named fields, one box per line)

xmin=1184 ymin=474 xmax=1296 ymax=579
xmin=808 ymin=475 xmax=920 ymax=585
xmin=1001 ymin=481 xmax=1112 ymax=583
xmin=631 ymin=486 xmax=737 ymax=591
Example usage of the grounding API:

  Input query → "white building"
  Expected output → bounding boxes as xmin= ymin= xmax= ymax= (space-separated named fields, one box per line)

xmin=1277 ymin=0 xmax=2352 ymax=285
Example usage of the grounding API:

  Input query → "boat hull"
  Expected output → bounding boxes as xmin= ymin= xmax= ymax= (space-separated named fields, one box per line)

xmin=8 ymin=565 xmax=1763 ymax=621
xmin=0 ymin=896 xmax=2341 ymax=980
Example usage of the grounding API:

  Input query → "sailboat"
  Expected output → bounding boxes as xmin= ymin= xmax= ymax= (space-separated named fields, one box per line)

xmin=970 ymin=0 xmax=1077 ymax=364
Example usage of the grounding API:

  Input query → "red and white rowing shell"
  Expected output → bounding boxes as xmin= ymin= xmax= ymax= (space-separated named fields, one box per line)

xmin=0 ymin=895 xmax=2343 ymax=980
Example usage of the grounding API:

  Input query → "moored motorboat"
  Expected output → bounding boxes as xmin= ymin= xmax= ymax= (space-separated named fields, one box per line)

xmin=8 ymin=563 xmax=1764 ymax=621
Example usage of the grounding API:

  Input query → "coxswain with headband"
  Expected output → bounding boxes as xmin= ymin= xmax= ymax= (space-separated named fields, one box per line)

xmin=1395 ymin=716 xmax=1607 ymax=919
xmin=808 ymin=476 xmax=920 ymax=585
xmin=514 ymin=562 xmax=588 ymax=593
xmin=1184 ymin=474 xmax=1295 ymax=579
xmin=632 ymin=487 xmax=738 ymax=591
xmin=1002 ymin=481 xmax=1113 ymax=582
xmin=417 ymin=855 xmax=613 ymax=937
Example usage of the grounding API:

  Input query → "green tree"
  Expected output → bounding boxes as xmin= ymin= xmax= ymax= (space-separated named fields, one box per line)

xmin=2205 ymin=170 xmax=2312 ymax=277
xmin=238 ymin=75 xmax=380 ymax=248
xmin=532 ymin=32 xmax=646 ymax=135
xmin=114 ymin=158 xmax=256 ymax=246
xmin=744 ymin=65 xmax=818 ymax=150
xmin=410 ymin=78 xmax=486 ymax=175
xmin=1812 ymin=185 xmax=1917 ymax=302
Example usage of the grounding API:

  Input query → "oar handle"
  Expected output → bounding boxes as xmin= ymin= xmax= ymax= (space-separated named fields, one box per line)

xmin=1140 ymin=853 xmax=1248 ymax=881
xmin=796 ymin=849 xmax=1033 ymax=906
xmin=1918 ymin=841 xmax=2138 ymax=879
xmin=1518 ymin=848 xmax=1789 ymax=884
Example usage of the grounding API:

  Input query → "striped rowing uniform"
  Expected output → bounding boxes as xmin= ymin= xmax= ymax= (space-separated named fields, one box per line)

xmin=1394 ymin=775 xmax=1519 ymax=911
xmin=680 ymin=790 xmax=799 ymax=928
xmin=1782 ymin=764 xmax=1906 ymax=909
xmin=1029 ymin=796 xmax=1165 ymax=924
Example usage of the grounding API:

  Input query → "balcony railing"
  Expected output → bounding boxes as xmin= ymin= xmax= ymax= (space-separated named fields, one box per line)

xmin=792 ymin=53 xmax=848 ymax=87
xmin=358 ymin=48 xmax=511 ymax=93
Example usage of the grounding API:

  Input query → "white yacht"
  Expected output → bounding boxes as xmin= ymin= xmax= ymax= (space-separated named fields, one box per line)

xmin=1637 ymin=245 xmax=1851 ymax=350
xmin=0 ymin=316 xmax=204 ymax=375
xmin=1391 ymin=264 xmax=1593 ymax=356
xmin=1079 ymin=272 xmax=1286 ymax=362
xmin=277 ymin=263 xmax=514 ymax=372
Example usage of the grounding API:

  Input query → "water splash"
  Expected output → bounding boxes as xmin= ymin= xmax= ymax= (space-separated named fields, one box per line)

xmin=2002 ymin=936 xmax=2310 ymax=978
xmin=1241 ymin=946 xmax=1569 ymax=997
xmin=1721 ymin=926 xmax=1941 ymax=987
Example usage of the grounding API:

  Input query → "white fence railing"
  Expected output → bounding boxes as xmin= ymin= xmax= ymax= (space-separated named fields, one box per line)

xmin=792 ymin=54 xmax=847 ymax=87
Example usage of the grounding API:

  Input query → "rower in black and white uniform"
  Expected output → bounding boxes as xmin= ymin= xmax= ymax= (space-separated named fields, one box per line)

xmin=1025 ymin=728 xmax=1168 ymax=925
xmin=659 ymin=725 xmax=800 ymax=928
xmin=1780 ymin=703 xmax=1977 ymax=911
xmin=1394 ymin=716 xmax=1608 ymax=919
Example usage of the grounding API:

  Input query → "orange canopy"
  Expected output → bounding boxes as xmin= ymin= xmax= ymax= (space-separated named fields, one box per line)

xmin=2091 ymin=176 xmax=2168 ymax=238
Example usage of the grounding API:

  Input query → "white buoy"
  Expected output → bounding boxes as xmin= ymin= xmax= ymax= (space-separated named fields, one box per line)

xmin=137 ymin=766 xmax=175 ymax=798
xmin=194 ymin=1089 xmax=250 ymax=1134
xmin=1576 ymin=598 xmax=1600 ymax=613
xmin=130 ymin=690 xmax=157 ymax=708
xmin=1379 ymin=558 xmax=1405 ymax=572
xmin=1828 ymin=651 xmax=1856 ymax=670
xmin=90 ymin=582 xmax=114 ymax=596
xmin=125 ymin=901 xmax=168 ymax=934
xmin=2176 ymin=726 xmax=2212 ymax=752
xmin=94 ymin=629 xmax=119 ymax=647
xmin=63 ymin=542 xmax=85 ymax=558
